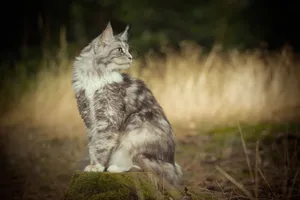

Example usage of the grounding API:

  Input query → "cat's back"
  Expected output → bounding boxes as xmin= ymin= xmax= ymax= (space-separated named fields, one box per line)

xmin=120 ymin=73 xmax=153 ymax=98
xmin=120 ymin=73 xmax=171 ymax=124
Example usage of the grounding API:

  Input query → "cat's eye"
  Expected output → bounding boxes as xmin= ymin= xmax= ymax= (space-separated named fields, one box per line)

xmin=117 ymin=47 xmax=123 ymax=53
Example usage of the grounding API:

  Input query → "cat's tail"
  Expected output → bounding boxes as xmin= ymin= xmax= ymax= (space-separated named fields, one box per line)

xmin=134 ymin=155 xmax=183 ymax=187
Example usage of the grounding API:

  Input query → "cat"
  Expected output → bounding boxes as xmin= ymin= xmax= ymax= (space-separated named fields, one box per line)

xmin=72 ymin=22 xmax=183 ymax=186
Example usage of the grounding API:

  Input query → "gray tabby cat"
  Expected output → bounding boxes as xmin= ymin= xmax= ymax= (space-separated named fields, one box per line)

xmin=72 ymin=22 xmax=182 ymax=186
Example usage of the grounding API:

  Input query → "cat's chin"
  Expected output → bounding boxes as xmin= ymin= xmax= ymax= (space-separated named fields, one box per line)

xmin=118 ymin=62 xmax=131 ymax=68
xmin=112 ymin=65 xmax=132 ymax=72
xmin=107 ymin=62 xmax=131 ymax=71
xmin=120 ymin=64 xmax=131 ymax=69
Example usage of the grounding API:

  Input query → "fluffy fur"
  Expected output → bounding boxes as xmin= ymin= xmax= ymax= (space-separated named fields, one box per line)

xmin=72 ymin=22 xmax=182 ymax=186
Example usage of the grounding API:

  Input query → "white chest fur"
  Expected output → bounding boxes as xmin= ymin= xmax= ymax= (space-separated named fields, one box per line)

xmin=72 ymin=69 xmax=123 ymax=98
xmin=72 ymin=67 xmax=124 ymax=129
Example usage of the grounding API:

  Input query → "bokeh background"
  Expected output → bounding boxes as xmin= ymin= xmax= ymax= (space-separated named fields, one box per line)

xmin=1 ymin=0 xmax=300 ymax=199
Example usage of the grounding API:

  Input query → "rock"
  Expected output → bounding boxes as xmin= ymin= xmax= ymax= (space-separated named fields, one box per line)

xmin=64 ymin=171 xmax=182 ymax=200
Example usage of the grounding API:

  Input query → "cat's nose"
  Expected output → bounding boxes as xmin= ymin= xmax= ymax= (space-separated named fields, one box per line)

xmin=128 ymin=55 xmax=133 ymax=61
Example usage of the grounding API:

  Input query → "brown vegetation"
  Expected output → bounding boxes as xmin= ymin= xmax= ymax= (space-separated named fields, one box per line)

xmin=1 ymin=42 xmax=300 ymax=136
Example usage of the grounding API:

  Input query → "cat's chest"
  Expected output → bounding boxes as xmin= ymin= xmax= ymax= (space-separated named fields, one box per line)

xmin=80 ymin=78 xmax=104 ymax=101
xmin=74 ymin=71 xmax=124 ymax=100
xmin=93 ymin=85 xmax=127 ymax=122
xmin=80 ymin=76 xmax=125 ymax=106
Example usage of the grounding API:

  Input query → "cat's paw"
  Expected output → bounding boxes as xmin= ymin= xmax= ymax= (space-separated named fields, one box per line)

xmin=107 ymin=165 xmax=129 ymax=173
xmin=83 ymin=165 xmax=94 ymax=172
xmin=84 ymin=164 xmax=105 ymax=172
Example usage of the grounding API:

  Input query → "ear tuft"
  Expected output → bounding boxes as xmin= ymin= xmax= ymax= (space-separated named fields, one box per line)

xmin=100 ymin=21 xmax=114 ymax=44
xmin=118 ymin=25 xmax=130 ymax=41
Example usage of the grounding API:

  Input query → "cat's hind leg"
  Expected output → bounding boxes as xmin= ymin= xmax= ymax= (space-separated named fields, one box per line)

xmin=106 ymin=146 xmax=133 ymax=172
xmin=107 ymin=127 xmax=156 ymax=173
xmin=107 ymin=124 xmax=163 ymax=173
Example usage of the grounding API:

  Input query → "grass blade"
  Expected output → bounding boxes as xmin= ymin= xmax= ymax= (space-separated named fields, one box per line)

xmin=215 ymin=165 xmax=254 ymax=199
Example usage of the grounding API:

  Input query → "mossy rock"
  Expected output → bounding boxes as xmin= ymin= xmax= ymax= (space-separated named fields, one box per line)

xmin=64 ymin=171 xmax=182 ymax=200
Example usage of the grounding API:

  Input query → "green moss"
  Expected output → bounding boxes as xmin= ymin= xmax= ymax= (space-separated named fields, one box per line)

xmin=64 ymin=171 xmax=167 ymax=200
xmin=64 ymin=171 xmax=218 ymax=200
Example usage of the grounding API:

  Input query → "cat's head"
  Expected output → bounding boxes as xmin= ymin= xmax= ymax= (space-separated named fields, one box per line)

xmin=90 ymin=22 xmax=132 ymax=72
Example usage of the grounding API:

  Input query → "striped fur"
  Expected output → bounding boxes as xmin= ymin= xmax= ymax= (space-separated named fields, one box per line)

xmin=72 ymin=22 xmax=183 ymax=186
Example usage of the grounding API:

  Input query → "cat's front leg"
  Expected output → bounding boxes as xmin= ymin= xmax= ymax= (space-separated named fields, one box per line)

xmin=84 ymin=146 xmax=105 ymax=172
xmin=85 ymin=130 xmax=118 ymax=172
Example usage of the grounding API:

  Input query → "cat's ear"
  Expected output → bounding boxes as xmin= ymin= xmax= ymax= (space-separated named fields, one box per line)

xmin=118 ymin=25 xmax=130 ymax=41
xmin=100 ymin=22 xmax=114 ymax=44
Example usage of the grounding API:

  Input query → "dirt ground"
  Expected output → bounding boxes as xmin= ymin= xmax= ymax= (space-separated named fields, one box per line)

xmin=1 ymin=123 xmax=300 ymax=200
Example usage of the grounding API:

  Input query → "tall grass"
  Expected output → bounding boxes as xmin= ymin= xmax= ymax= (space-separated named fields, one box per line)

xmin=1 ymin=38 xmax=300 ymax=136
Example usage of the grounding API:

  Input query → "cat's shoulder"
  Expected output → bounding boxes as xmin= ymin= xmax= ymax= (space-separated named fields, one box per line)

xmin=120 ymin=73 xmax=155 ymax=98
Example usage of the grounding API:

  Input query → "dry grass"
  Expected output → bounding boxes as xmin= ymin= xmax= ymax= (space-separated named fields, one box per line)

xmin=1 ymin=32 xmax=300 ymax=200
xmin=1 ymin=41 xmax=300 ymax=137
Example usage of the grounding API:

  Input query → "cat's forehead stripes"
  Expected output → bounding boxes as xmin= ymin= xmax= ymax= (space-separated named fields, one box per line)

xmin=122 ymin=42 xmax=129 ymax=49
xmin=119 ymin=42 xmax=129 ymax=50
xmin=108 ymin=39 xmax=128 ymax=50
xmin=115 ymin=38 xmax=129 ymax=48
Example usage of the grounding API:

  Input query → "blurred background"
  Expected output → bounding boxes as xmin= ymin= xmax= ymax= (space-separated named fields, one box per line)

xmin=1 ymin=0 xmax=300 ymax=200
xmin=1 ymin=0 xmax=300 ymax=127
xmin=2 ymin=0 xmax=300 ymax=61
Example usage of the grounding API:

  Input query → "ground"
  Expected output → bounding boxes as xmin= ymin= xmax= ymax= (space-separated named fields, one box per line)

xmin=0 ymin=122 xmax=300 ymax=200
xmin=65 ymin=172 xmax=166 ymax=200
